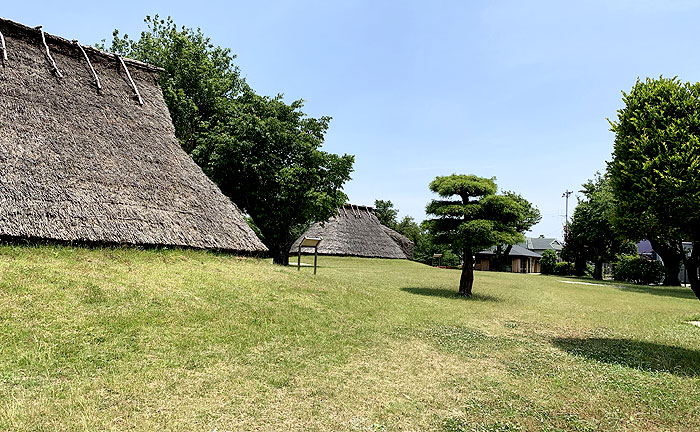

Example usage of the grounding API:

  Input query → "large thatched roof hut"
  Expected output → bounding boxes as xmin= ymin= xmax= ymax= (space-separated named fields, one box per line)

xmin=290 ymin=204 xmax=413 ymax=259
xmin=0 ymin=18 xmax=266 ymax=253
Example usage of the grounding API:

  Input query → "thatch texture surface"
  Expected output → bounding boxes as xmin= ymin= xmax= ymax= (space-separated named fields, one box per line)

xmin=381 ymin=225 xmax=414 ymax=259
xmin=290 ymin=204 xmax=412 ymax=259
xmin=0 ymin=18 xmax=267 ymax=253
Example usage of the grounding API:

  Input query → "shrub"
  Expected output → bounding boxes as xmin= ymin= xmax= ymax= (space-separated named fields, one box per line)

xmin=554 ymin=261 xmax=575 ymax=276
xmin=612 ymin=254 xmax=664 ymax=285
xmin=540 ymin=250 xmax=557 ymax=274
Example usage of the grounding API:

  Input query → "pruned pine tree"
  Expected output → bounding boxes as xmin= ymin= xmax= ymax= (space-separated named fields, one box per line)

xmin=424 ymin=175 xmax=526 ymax=296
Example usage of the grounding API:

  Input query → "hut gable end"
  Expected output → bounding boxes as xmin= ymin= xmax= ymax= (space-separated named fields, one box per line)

xmin=0 ymin=18 xmax=266 ymax=253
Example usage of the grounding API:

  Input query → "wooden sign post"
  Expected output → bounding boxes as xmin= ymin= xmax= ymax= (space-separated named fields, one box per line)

xmin=298 ymin=237 xmax=322 ymax=274
xmin=432 ymin=253 xmax=443 ymax=267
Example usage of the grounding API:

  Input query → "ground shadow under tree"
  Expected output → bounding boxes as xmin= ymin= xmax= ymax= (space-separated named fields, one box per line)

xmin=400 ymin=287 xmax=501 ymax=302
xmin=552 ymin=336 xmax=700 ymax=376
xmin=610 ymin=284 xmax=698 ymax=300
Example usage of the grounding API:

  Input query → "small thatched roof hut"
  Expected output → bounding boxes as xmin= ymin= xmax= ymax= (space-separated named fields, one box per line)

xmin=0 ymin=18 xmax=266 ymax=253
xmin=290 ymin=204 xmax=413 ymax=259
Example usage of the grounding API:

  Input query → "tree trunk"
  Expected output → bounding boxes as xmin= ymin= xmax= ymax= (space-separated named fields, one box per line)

xmin=574 ymin=257 xmax=587 ymax=276
xmin=684 ymin=241 xmax=700 ymax=301
xmin=459 ymin=247 xmax=474 ymax=297
xmin=593 ymin=259 xmax=603 ymax=280
xmin=649 ymin=238 xmax=682 ymax=286
xmin=270 ymin=241 xmax=290 ymax=266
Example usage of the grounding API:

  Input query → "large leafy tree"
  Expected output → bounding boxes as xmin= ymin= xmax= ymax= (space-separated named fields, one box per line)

xmin=193 ymin=90 xmax=354 ymax=264
xmin=608 ymin=77 xmax=700 ymax=300
xmin=562 ymin=174 xmax=632 ymax=279
xmin=105 ymin=16 xmax=354 ymax=264
xmin=424 ymin=175 xmax=526 ymax=296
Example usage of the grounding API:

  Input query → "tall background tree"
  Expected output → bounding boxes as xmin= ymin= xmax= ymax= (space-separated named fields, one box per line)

xmin=423 ymin=175 xmax=528 ymax=296
xmin=373 ymin=199 xmax=398 ymax=229
xmin=561 ymin=173 xmax=633 ymax=279
xmin=608 ymin=76 xmax=700 ymax=300
xmin=104 ymin=16 xmax=354 ymax=264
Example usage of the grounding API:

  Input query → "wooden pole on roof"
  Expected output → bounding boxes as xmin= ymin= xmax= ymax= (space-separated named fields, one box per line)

xmin=0 ymin=30 xmax=7 ymax=67
xmin=73 ymin=40 xmax=101 ymax=90
xmin=116 ymin=54 xmax=144 ymax=105
xmin=36 ymin=26 xmax=63 ymax=78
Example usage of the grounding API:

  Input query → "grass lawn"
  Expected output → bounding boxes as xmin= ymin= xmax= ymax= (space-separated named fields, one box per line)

xmin=0 ymin=245 xmax=698 ymax=431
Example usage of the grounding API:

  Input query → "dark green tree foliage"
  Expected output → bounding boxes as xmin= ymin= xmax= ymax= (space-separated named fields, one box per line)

xmin=540 ymin=249 xmax=558 ymax=275
xmin=612 ymin=254 xmax=665 ymax=285
xmin=554 ymin=261 xmax=575 ymax=276
xmin=374 ymin=200 xmax=399 ymax=229
xmin=105 ymin=16 xmax=354 ymax=264
xmin=562 ymin=174 xmax=630 ymax=280
xmin=193 ymin=91 xmax=354 ymax=265
xmin=608 ymin=77 xmax=700 ymax=300
xmin=424 ymin=175 xmax=526 ymax=296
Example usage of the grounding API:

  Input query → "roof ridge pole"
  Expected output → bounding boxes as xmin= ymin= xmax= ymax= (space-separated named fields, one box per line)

xmin=73 ymin=40 xmax=101 ymax=90
xmin=0 ymin=31 xmax=7 ymax=67
xmin=116 ymin=54 xmax=144 ymax=105
xmin=36 ymin=26 xmax=63 ymax=78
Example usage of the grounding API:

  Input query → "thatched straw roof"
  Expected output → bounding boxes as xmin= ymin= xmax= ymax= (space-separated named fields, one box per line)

xmin=290 ymin=204 xmax=413 ymax=259
xmin=381 ymin=225 xmax=414 ymax=260
xmin=0 ymin=18 xmax=267 ymax=253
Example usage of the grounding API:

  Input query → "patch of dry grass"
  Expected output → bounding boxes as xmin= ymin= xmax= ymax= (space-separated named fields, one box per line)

xmin=0 ymin=245 xmax=698 ymax=431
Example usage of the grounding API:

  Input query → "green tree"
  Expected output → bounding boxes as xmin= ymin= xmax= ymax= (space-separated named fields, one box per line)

xmin=105 ymin=16 xmax=354 ymax=265
xmin=540 ymin=249 xmax=558 ymax=275
xmin=193 ymin=90 xmax=354 ymax=265
xmin=424 ymin=175 xmax=526 ymax=296
xmin=562 ymin=174 xmax=631 ymax=279
xmin=374 ymin=200 xmax=398 ymax=229
xmin=608 ymin=77 xmax=700 ymax=300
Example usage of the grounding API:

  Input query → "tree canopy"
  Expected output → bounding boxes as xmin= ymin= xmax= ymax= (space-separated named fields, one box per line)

xmin=562 ymin=173 xmax=632 ymax=279
xmin=105 ymin=16 xmax=354 ymax=264
xmin=373 ymin=200 xmax=398 ymax=229
xmin=608 ymin=76 xmax=700 ymax=300
xmin=193 ymin=91 xmax=354 ymax=264
xmin=424 ymin=174 xmax=533 ymax=296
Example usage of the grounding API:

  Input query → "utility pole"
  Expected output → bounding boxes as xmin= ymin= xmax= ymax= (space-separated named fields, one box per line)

xmin=562 ymin=190 xmax=573 ymax=226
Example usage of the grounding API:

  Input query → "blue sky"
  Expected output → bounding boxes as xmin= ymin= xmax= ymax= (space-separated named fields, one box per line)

xmin=5 ymin=1 xmax=700 ymax=239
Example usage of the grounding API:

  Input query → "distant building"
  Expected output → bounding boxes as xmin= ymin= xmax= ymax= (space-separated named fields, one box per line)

xmin=475 ymin=244 xmax=542 ymax=273
xmin=290 ymin=204 xmax=413 ymax=259
xmin=519 ymin=236 xmax=563 ymax=259
xmin=474 ymin=235 xmax=563 ymax=273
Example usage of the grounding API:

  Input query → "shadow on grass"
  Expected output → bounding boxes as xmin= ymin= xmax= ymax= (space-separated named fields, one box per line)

xmin=613 ymin=284 xmax=698 ymax=300
xmin=562 ymin=277 xmax=698 ymax=300
xmin=400 ymin=287 xmax=501 ymax=302
xmin=552 ymin=337 xmax=700 ymax=376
